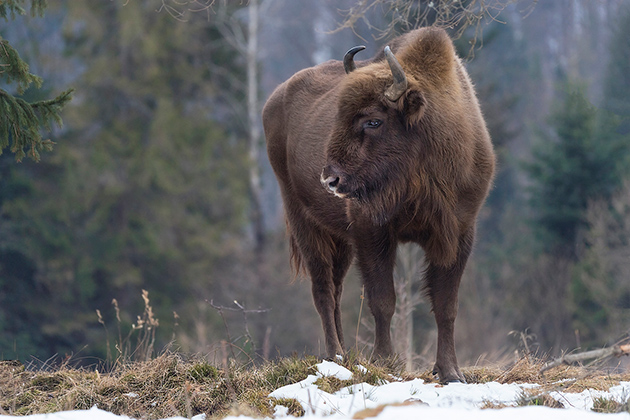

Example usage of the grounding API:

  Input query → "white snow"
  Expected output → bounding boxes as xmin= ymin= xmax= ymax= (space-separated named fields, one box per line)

xmin=315 ymin=360 xmax=354 ymax=380
xmin=2 ymin=361 xmax=629 ymax=420
xmin=0 ymin=405 xmax=205 ymax=420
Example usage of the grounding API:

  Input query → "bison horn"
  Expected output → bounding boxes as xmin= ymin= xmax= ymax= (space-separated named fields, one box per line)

xmin=343 ymin=45 xmax=366 ymax=74
xmin=384 ymin=46 xmax=408 ymax=101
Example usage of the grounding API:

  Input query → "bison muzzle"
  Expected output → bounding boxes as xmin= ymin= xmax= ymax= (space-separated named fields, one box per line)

xmin=262 ymin=27 xmax=495 ymax=383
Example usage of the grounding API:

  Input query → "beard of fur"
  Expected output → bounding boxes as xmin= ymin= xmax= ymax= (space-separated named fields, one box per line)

xmin=353 ymin=169 xmax=408 ymax=226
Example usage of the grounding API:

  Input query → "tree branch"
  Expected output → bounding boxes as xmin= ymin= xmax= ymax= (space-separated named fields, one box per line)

xmin=540 ymin=344 xmax=630 ymax=374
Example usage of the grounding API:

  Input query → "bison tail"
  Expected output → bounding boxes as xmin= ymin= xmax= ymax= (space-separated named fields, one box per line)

xmin=288 ymin=231 xmax=307 ymax=282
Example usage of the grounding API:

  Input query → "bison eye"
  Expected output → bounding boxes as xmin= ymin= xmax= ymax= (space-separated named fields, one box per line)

xmin=363 ymin=119 xmax=382 ymax=129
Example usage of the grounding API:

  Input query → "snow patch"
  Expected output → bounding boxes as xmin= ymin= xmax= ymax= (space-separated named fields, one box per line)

xmin=315 ymin=360 xmax=353 ymax=380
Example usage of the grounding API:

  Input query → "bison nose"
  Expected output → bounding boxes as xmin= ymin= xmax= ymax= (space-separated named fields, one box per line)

xmin=321 ymin=165 xmax=346 ymax=196
xmin=321 ymin=174 xmax=340 ymax=192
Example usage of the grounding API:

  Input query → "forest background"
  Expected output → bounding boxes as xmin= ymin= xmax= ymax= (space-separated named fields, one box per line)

xmin=1 ymin=0 xmax=629 ymax=371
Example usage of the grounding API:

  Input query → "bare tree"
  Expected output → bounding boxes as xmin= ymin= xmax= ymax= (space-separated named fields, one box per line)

xmin=211 ymin=0 xmax=267 ymax=253
xmin=155 ymin=0 xmax=267 ymax=253
xmin=574 ymin=181 xmax=630 ymax=344
xmin=336 ymin=0 xmax=535 ymax=51
xmin=245 ymin=0 xmax=265 ymax=253
xmin=392 ymin=243 xmax=424 ymax=370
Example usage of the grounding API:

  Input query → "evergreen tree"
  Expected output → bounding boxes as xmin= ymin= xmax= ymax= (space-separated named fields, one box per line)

xmin=602 ymin=4 xmax=630 ymax=121
xmin=599 ymin=3 xmax=630 ymax=176
xmin=566 ymin=5 xmax=630 ymax=349
xmin=0 ymin=0 xmax=72 ymax=161
xmin=525 ymin=82 xmax=624 ymax=257
xmin=1 ymin=2 xmax=251 ymax=361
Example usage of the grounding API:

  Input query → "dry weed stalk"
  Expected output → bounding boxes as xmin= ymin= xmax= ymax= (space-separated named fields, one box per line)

xmin=355 ymin=285 xmax=366 ymax=356
xmin=96 ymin=290 xmax=161 ymax=366
xmin=133 ymin=289 xmax=160 ymax=362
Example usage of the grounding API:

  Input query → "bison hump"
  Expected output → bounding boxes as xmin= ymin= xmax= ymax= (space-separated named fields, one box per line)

xmin=396 ymin=27 xmax=457 ymax=86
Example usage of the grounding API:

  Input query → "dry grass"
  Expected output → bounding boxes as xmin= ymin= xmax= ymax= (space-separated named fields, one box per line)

xmin=1 ymin=354 xmax=629 ymax=418
xmin=0 ymin=354 xmax=319 ymax=418
xmin=462 ymin=357 xmax=630 ymax=389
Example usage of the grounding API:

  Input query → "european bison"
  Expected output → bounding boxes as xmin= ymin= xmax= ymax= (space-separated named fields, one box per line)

xmin=262 ymin=27 xmax=495 ymax=383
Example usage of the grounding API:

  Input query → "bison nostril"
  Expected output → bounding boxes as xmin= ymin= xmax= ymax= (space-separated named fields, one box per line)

xmin=321 ymin=165 xmax=346 ymax=195
xmin=321 ymin=175 xmax=340 ymax=192
xmin=321 ymin=173 xmax=341 ymax=192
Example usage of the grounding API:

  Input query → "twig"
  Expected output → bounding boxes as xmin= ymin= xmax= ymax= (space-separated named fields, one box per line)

xmin=208 ymin=299 xmax=270 ymax=360
xmin=209 ymin=300 xmax=237 ymax=360
xmin=540 ymin=344 xmax=630 ymax=374
xmin=234 ymin=300 xmax=258 ymax=354
xmin=208 ymin=299 xmax=269 ymax=315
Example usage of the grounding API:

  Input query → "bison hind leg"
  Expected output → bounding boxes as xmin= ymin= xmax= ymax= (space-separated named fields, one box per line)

xmin=293 ymin=224 xmax=352 ymax=358
xmin=331 ymin=239 xmax=353 ymax=349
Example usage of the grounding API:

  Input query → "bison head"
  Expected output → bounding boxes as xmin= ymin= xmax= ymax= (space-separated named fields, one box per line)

xmin=321 ymin=46 xmax=428 ymax=225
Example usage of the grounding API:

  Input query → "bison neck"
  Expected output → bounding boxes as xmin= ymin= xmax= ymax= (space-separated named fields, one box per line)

xmin=342 ymin=199 xmax=461 ymax=267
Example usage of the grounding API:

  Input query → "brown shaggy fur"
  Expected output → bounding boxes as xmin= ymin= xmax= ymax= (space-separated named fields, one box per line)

xmin=263 ymin=27 xmax=495 ymax=383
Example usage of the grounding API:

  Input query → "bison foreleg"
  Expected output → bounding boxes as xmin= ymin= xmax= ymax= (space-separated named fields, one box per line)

xmin=424 ymin=227 xmax=474 ymax=384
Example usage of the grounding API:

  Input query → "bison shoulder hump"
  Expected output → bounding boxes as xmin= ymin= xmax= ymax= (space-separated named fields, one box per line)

xmin=398 ymin=27 xmax=457 ymax=86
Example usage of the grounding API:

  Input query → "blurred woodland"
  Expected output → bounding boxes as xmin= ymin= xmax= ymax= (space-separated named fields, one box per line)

xmin=1 ymin=0 xmax=629 ymax=369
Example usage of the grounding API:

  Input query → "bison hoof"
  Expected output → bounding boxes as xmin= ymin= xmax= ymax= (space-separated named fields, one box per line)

xmin=324 ymin=354 xmax=344 ymax=362
xmin=444 ymin=378 xmax=467 ymax=385
xmin=432 ymin=365 xmax=466 ymax=384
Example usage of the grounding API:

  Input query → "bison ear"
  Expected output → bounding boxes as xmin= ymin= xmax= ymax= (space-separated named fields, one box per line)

xmin=403 ymin=89 xmax=426 ymax=126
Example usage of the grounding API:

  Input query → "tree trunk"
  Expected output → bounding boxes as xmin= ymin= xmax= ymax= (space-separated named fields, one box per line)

xmin=247 ymin=0 xmax=265 ymax=254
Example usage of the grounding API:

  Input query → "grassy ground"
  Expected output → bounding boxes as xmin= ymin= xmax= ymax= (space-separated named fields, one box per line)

xmin=1 ymin=353 xmax=629 ymax=419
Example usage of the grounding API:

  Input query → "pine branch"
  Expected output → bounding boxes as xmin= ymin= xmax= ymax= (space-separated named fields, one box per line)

xmin=0 ymin=0 xmax=47 ymax=20
xmin=0 ymin=1 xmax=71 ymax=162
xmin=0 ymin=1 xmax=49 ymax=91
xmin=31 ymin=88 xmax=74 ymax=131
xmin=29 ymin=0 xmax=48 ymax=17
xmin=0 ymin=88 xmax=74 ymax=162
xmin=0 ymin=1 xmax=26 ymax=20
xmin=0 ymin=37 xmax=43 ymax=94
